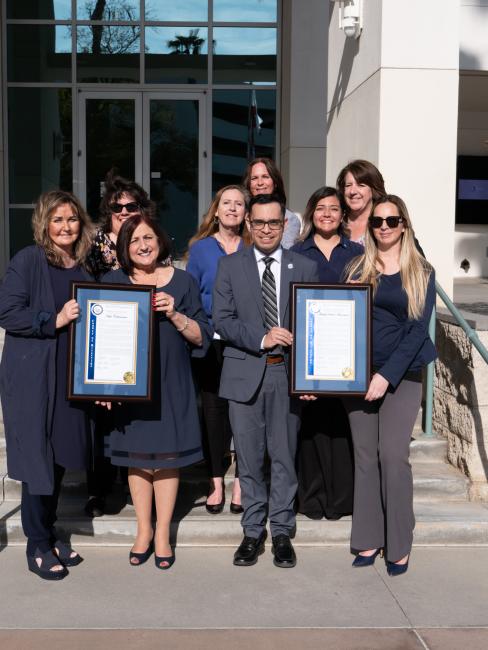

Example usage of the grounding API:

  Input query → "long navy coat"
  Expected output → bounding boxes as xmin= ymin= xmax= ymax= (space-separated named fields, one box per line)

xmin=0 ymin=245 xmax=90 ymax=495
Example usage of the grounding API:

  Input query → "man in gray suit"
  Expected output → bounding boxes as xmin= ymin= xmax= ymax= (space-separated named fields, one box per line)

xmin=213 ymin=193 xmax=318 ymax=568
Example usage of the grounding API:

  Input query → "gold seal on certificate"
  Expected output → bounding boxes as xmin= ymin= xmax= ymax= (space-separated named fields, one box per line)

xmin=342 ymin=367 xmax=353 ymax=379
xmin=123 ymin=371 xmax=135 ymax=384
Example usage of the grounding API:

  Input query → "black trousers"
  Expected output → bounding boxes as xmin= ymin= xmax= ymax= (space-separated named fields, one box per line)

xmin=21 ymin=463 xmax=65 ymax=556
xmin=297 ymin=398 xmax=354 ymax=519
xmin=192 ymin=340 xmax=239 ymax=479
xmin=86 ymin=409 xmax=126 ymax=498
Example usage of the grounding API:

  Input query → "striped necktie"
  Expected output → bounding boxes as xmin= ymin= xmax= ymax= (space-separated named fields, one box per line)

xmin=262 ymin=256 xmax=279 ymax=330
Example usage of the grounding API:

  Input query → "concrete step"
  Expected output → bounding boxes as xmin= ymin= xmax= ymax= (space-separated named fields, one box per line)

xmin=410 ymin=433 xmax=447 ymax=463
xmin=412 ymin=462 xmax=470 ymax=502
xmin=1 ymin=499 xmax=488 ymax=547
xmin=2 ymin=455 xmax=466 ymax=503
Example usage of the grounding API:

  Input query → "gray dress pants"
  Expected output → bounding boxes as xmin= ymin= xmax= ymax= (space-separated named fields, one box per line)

xmin=228 ymin=363 xmax=301 ymax=538
xmin=344 ymin=379 xmax=422 ymax=562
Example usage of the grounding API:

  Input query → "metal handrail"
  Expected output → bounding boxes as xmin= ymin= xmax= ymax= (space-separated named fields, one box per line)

xmin=424 ymin=280 xmax=488 ymax=436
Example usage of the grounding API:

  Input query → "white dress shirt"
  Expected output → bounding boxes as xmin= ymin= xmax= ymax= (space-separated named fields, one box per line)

xmin=254 ymin=246 xmax=283 ymax=351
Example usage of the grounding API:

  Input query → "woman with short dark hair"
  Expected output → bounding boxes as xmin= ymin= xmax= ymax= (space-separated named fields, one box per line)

xmin=0 ymin=190 xmax=93 ymax=580
xmin=102 ymin=214 xmax=212 ymax=570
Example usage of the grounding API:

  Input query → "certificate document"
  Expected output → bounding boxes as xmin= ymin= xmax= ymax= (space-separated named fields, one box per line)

xmin=84 ymin=300 xmax=138 ymax=384
xmin=305 ymin=299 xmax=355 ymax=381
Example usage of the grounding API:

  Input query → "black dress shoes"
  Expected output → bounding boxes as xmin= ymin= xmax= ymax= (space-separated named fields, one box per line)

xmin=233 ymin=533 xmax=266 ymax=566
xmin=272 ymin=534 xmax=296 ymax=568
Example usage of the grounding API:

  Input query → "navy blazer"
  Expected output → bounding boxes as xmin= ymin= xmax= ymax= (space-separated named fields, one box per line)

xmin=212 ymin=246 xmax=319 ymax=403
xmin=0 ymin=245 xmax=91 ymax=495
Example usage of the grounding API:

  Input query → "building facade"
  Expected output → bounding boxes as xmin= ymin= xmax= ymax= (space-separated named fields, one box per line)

xmin=0 ymin=1 xmax=487 ymax=295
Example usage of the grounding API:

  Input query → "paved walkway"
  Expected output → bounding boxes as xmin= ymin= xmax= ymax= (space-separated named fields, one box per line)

xmin=0 ymin=546 xmax=487 ymax=649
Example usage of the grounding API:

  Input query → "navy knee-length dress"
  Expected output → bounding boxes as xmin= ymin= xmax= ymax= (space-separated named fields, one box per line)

xmin=102 ymin=268 xmax=212 ymax=469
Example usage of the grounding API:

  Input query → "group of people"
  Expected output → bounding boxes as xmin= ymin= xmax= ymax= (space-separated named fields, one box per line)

xmin=0 ymin=157 xmax=436 ymax=581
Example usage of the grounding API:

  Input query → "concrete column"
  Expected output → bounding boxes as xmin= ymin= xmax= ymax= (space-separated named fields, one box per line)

xmin=280 ymin=0 xmax=329 ymax=215
xmin=327 ymin=0 xmax=459 ymax=295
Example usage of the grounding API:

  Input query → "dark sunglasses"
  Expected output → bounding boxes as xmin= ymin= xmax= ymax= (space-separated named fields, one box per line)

xmin=369 ymin=215 xmax=403 ymax=229
xmin=110 ymin=202 xmax=139 ymax=213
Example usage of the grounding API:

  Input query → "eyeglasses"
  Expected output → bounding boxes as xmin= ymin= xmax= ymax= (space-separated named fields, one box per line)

xmin=369 ymin=215 xmax=403 ymax=229
xmin=248 ymin=219 xmax=284 ymax=231
xmin=110 ymin=202 xmax=139 ymax=214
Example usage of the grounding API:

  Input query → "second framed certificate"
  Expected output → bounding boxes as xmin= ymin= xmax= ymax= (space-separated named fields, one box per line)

xmin=290 ymin=283 xmax=372 ymax=397
xmin=68 ymin=282 xmax=154 ymax=401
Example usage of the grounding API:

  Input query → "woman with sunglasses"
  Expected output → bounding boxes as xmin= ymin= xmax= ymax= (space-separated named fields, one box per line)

xmin=344 ymin=195 xmax=436 ymax=576
xmin=291 ymin=187 xmax=363 ymax=521
xmin=86 ymin=172 xmax=169 ymax=518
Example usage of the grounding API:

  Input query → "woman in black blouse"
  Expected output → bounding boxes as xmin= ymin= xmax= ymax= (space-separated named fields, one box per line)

xmin=291 ymin=187 xmax=362 ymax=520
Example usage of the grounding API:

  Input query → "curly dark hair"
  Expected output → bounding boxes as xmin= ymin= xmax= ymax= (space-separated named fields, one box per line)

xmin=98 ymin=169 xmax=156 ymax=233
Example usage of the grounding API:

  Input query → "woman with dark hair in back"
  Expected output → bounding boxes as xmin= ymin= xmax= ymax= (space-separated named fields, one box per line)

xmin=291 ymin=187 xmax=363 ymax=520
xmin=242 ymin=157 xmax=301 ymax=248
xmin=101 ymin=214 xmax=212 ymax=570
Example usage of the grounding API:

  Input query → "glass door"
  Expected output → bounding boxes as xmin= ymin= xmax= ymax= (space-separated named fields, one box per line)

xmin=77 ymin=92 xmax=142 ymax=220
xmin=77 ymin=91 xmax=206 ymax=255
xmin=143 ymin=92 xmax=206 ymax=257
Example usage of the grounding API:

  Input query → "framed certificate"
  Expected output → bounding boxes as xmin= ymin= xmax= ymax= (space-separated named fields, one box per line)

xmin=67 ymin=282 xmax=154 ymax=401
xmin=289 ymin=283 xmax=372 ymax=397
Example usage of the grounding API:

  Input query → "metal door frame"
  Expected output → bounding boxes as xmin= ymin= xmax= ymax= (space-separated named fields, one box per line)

xmin=76 ymin=90 xmax=207 ymax=221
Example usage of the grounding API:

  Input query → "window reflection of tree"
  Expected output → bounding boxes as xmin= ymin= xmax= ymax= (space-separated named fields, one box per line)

xmin=167 ymin=29 xmax=205 ymax=56
xmin=78 ymin=0 xmax=140 ymax=54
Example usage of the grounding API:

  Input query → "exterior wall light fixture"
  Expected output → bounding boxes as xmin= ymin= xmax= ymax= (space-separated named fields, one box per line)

xmin=334 ymin=0 xmax=363 ymax=39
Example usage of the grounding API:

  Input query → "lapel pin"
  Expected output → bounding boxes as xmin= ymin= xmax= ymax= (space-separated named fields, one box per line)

xmin=288 ymin=263 xmax=294 ymax=269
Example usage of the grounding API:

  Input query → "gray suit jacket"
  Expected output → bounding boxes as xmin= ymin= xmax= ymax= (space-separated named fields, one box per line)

xmin=212 ymin=246 xmax=319 ymax=403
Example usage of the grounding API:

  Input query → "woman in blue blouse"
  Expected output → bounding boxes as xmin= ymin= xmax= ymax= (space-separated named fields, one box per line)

xmin=187 ymin=185 xmax=250 ymax=514
xmin=344 ymin=194 xmax=436 ymax=576
xmin=292 ymin=187 xmax=363 ymax=520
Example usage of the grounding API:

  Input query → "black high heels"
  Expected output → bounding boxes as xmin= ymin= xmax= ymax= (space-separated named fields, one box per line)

xmin=387 ymin=555 xmax=410 ymax=576
xmin=352 ymin=548 xmax=384 ymax=568
xmin=129 ymin=540 xmax=154 ymax=566
xmin=206 ymin=480 xmax=225 ymax=514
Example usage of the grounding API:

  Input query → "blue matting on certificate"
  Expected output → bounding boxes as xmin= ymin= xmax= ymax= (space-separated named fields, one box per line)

xmin=72 ymin=287 xmax=150 ymax=398
xmin=294 ymin=286 xmax=369 ymax=393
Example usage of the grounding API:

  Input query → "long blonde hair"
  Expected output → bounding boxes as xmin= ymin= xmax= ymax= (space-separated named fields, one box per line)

xmin=32 ymin=190 xmax=94 ymax=268
xmin=186 ymin=185 xmax=251 ymax=256
xmin=345 ymin=195 xmax=432 ymax=319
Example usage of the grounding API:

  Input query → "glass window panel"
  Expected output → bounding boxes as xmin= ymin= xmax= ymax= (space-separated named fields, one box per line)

xmin=213 ymin=27 xmax=276 ymax=84
xmin=8 ymin=88 xmax=72 ymax=204
xmin=145 ymin=27 xmax=208 ymax=84
xmin=77 ymin=0 xmax=140 ymax=21
xmin=77 ymin=26 xmax=140 ymax=82
xmin=7 ymin=0 xmax=71 ymax=20
xmin=213 ymin=0 xmax=277 ymax=23
xmin=9 ymin=210 xmax=36 ymax=259
xmin=85 ymin=98 xmax=136 ymax=219
xmin=212 ymin=89 xmax=276 ymax=193
xmin=145 ymin=0 xmax=208 ymax=22
xmin=7 ymin=25 xmax=71 ymax=83
xmin=149 ymin=99 xmax=199 ymax=257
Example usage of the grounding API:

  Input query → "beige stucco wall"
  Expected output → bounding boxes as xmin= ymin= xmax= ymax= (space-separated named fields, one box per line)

xmin=327 ymin=0 xmax=460 ymax=296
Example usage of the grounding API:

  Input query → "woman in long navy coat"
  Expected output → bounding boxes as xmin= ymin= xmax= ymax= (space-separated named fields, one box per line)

xmin=0 ymin=190 xmax=93 ymax=580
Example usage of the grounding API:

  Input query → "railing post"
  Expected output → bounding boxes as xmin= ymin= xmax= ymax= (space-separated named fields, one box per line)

xmin=423 ymin=306 xmax=436 ymax=437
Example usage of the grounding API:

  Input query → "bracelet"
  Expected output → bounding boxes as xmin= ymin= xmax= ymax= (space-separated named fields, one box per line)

xmin=176 ymin=315 xmax=189 ymax=333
